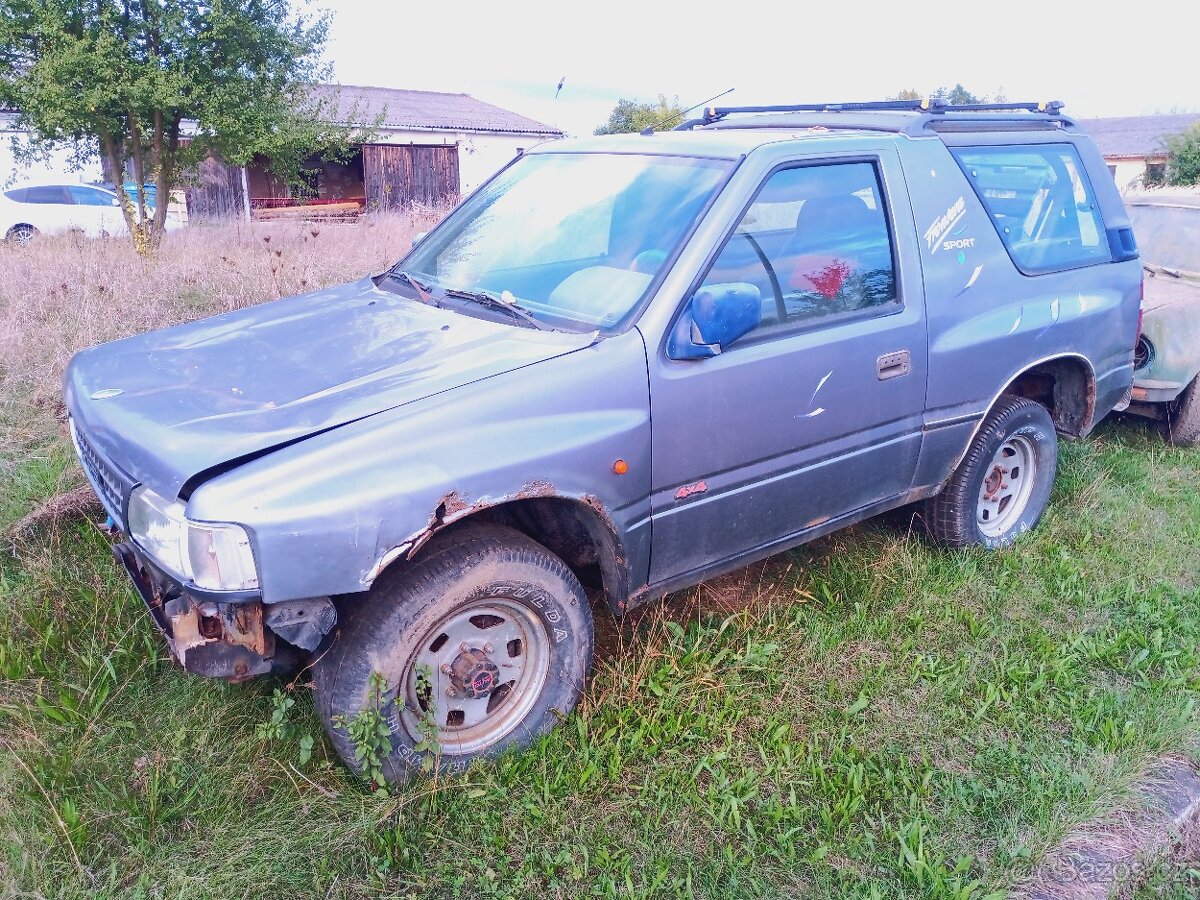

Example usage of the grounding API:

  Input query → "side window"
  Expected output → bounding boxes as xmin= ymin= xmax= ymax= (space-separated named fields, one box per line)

xmin=24 ymin=185 xmax=70 ymax=204
xmin=68 ymin=185 xmax=116 ymax=206
xmin=952 ymin=144 xmax=1111 ymax=273
xmin=697 ymin=161 xmax=899 ymax=343
xmin=3 ymin=188 xmax=28 ymax=203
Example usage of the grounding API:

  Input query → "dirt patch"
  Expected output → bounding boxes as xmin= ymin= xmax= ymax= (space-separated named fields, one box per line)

xmin=1012 ymin=756 xmax=1200 ymax=899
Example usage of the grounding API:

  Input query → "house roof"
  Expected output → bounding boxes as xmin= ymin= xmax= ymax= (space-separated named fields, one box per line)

xmin=1077 ymin=114 xmax=1200 ymax=160
xmin=308 ymin=84 xmax=563 ymax=137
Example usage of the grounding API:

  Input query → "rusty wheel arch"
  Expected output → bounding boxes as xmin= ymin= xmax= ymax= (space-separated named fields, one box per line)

xmin=372 ymin=491 xmax=631 ymax=616
xmin=947 ymin=354 xmax=1097 ymax=476
xmin=1003 ymin=355 xmax=1097 ymax=438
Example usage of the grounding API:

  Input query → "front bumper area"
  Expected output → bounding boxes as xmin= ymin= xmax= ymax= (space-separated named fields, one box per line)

xmin=115 ymin=541 xmax=276 ymax=680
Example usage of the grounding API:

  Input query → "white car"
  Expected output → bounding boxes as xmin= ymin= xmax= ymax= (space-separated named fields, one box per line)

xmin=1 ymin=182 xmax=183 ymax=243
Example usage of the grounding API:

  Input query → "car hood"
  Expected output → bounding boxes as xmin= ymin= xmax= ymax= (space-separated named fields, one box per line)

xmin=64 ymin=277 xmax=596 ymax=498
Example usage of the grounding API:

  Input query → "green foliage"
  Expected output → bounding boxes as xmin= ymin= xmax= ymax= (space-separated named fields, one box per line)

xmin=594 ymin=94 xmax=686 ymax=135
xmin=1165 ymin=125 xmax=1200 ymax=186
xmin=935 ymin=84 xmax=983 ymax=105
xmin=0 ymin=0 xmax=363 ymax=251
xmin=254 ymin=688 xmax=315 ymax=767
xmin=333 ymin=671 xmax=391 ymax=794
xmin=889 ymin=85 xmax=1009 ymax=105
xmin=411 ymin=663 xmax=442 ymax=772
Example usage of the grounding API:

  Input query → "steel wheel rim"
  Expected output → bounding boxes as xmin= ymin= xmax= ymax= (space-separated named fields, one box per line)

xmin=976 ymin=433 xmax=1037 ymax=537
xmin=9 ymin=226 xmax=34 ymax=245
xmin=400 ymin=597 xmax=550 ymax=756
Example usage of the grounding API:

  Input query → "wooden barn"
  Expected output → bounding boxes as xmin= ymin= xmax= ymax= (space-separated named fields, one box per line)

xmin=186 ymin=85 xmax=563 ymax=221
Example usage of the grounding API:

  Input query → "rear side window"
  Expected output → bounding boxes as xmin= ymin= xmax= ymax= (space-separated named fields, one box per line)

xmin=952 ymin=144 xmax=1111 ymax=273
xmin=69 ymin=185 xmax=116 ymax=206
xmin=3 ymin=188 xmax=27 ymax=202
xmin=22 ymin=185 xmax=71 ymax=205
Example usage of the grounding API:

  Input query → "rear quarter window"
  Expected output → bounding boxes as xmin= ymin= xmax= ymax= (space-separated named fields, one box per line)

xmin=3 ymin=188 xmax=28 ymax=203
xmin=952 ymin=144 xmax=1111 ymax=274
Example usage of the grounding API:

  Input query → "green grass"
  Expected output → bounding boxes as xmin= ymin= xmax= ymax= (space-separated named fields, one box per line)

xmin=2 ymin=416 xmax=1197 ymax=898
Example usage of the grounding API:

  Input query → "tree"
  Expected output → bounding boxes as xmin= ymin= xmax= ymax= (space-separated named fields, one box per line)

xmin=1165 ymin=125 xmax=1200 ymax=186
xmin=888 ymin=85 xmax=1008 ymax=105
xmin=934 ymin=84 xmax=982 ymax=105
xmin=0 ymin=1 xmax=360 ymax=252
xmin=595 ymin=94 xmax=686 ymax=135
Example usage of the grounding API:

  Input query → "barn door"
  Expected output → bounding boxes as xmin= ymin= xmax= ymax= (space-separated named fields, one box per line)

xmin=184 ymin=155 xmax=248 ymax=221
xmin=362 ymin=144 xmax=460 ymax=211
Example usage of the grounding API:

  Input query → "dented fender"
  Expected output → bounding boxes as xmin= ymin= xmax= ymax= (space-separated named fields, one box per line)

xmin=184 ymin=329 xmax=653 ymax=608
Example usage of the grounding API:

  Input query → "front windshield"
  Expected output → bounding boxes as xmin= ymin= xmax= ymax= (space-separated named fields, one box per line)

xmin=1129 ymin=203 xmax=1200 ymax=275
xmin=401 ymin=152 xmax=732 ymax=329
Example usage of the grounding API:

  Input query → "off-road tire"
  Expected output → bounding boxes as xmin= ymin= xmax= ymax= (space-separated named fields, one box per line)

xmin=314 ymin=523 xmax=593 ymax=783
xmin=1164 ymin=376 xmax=1200 ymax=447
xmin=921 ymin=395 xmax=1058 ymax=548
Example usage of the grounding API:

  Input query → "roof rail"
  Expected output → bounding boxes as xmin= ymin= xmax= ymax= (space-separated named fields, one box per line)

xmin=673 ymin=99 xmax=1066 ymax=131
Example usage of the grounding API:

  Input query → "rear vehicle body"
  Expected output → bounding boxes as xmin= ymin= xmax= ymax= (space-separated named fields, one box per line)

xmin=1123 ymin=194 xmax=1200 ymax=444
xmin=64 ymin=100 xmax=1141 ymax=779
xmin=1 ymin=181 xmax=182 ymax=243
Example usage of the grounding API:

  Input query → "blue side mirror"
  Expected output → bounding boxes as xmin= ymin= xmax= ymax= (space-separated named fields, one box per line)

xmin=668 ymin=283 xmax=762 ymax=359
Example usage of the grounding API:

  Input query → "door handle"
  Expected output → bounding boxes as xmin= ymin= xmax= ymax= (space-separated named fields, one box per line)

xmin=877 ymin=350 xmax=911 ymax=380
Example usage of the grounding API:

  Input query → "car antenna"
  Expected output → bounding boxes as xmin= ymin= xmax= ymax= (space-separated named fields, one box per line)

xmin=640 ymin=88 xmax=735 ymax=136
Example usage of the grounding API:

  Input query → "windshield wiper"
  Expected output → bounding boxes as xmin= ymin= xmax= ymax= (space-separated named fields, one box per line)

xmin=442 ymin=288 xmax=552 ymax=331
xmin=383 ymin=270 xmax=440 ymax=306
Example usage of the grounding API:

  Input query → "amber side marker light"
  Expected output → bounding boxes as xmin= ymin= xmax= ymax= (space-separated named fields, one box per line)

xmin=613 ymin=459 xmax=629 ymax=475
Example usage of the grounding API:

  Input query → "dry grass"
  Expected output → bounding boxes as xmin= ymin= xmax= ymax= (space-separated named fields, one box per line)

xmin=0 ymin=207 xmax=448 ymax=447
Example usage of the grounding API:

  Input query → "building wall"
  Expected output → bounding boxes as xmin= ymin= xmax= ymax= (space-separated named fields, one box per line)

xmin=362 ymin=144 xmax=458 ymax=211
xmin=365 ymin=128 xmax=559 ymax=195
xmin=1107 ymin=157 xmax=1168 ymax=193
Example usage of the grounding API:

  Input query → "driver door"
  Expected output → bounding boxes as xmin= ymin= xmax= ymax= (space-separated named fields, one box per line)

xmin=647 ymin=151 xmax=928 ymax=584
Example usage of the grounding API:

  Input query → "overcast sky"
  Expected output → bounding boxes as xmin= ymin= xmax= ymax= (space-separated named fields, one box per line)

xmin=321 ymin=0 xmax=1200 ymax=138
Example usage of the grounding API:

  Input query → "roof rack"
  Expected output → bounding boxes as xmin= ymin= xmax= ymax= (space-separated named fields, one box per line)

xmin=672 ymin=99 xmax=1067 ymax=133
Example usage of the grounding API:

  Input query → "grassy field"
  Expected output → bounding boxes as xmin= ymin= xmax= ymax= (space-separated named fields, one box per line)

xmin=2 ymin=221 xmax=1199 ymax=899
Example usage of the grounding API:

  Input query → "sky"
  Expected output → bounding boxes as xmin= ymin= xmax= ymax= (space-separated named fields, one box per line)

xmin=320 ymin=0 xmax=1200 ymax=138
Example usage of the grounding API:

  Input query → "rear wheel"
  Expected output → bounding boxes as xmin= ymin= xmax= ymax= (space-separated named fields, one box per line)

xmin=5 ymin=224 xmax=36 ymax=245
xmin=922 ymin=395 xmax=1058 ymax=548
xmin=314 ymin=523 xmax=593 ymax=783
xmin=1164 ymin=376 xmax=1200 ymax=447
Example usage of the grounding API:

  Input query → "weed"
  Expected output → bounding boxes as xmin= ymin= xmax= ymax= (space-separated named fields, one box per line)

xmin=334 ymin=671 xmax=392 ymax=795
xmin=411 ymin=663 xmax=442 ymax=773
xmin=255 ymin=688 xmax=316 ymax=768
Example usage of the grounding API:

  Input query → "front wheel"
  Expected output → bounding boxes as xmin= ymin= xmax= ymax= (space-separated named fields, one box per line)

xmin=5 ymin=224 xmax=37 ymax=245
xmin=921 ymin=395 xmax=1058 ymax=548
xmin=314 ymin=523 xmax=593 ymax=783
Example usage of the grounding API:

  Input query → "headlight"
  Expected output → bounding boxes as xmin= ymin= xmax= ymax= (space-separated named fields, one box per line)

xmin=188 ymin=522 xmax=259 ymax=591
xmin=127 ymin=486 xmax=259 ymax=591
xmin=127 ymin=486 xmax=189 ymax=577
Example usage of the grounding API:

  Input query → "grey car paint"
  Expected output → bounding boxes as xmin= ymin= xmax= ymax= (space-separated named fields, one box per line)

xmin=64 ymin=117 xmax=1141 ymax=631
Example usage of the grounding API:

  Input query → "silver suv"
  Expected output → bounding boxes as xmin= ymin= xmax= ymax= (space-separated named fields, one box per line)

xmin=65 ymin=99 xmax=1142 ymax=779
